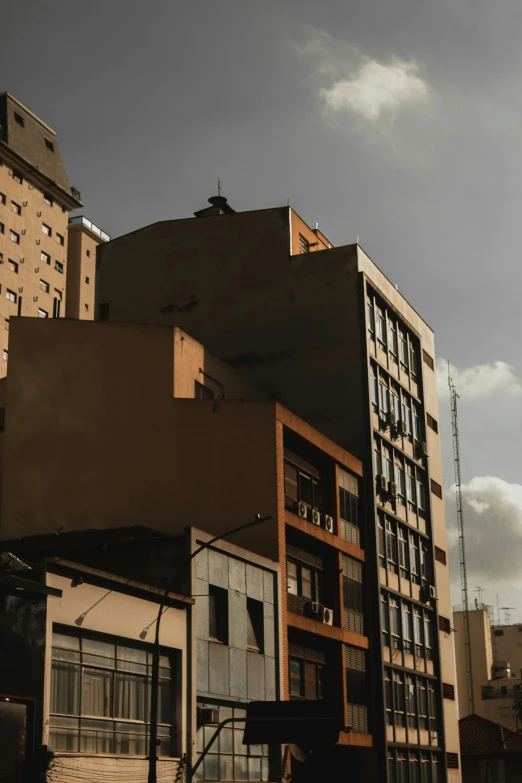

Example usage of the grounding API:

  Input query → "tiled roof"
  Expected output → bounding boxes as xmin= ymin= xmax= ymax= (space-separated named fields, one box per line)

xmin=460 ymin=714 xmax=522 ymax=754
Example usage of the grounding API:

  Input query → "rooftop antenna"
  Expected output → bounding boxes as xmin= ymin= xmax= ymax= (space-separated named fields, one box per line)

xmin=501 ymin=607 xmax=515 ymax=625
xmin=474 ymin=586 xmax=485 ymax=606
xmin=315 ymin=222 xmax=319 ymax=230
xmin=449 ymin=361 xmax=474 ymax=714
xmin=217 ymin=179 xmax=222 ymax=197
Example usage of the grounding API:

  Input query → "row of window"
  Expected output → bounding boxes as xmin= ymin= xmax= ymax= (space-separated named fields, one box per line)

xmin=374 ymin=436 xmax=426 ymax=514
xmin=388 ymin=750 xmax=442 ymax=783
xmin=0 ymin=250 xmax=64 ymax=273
xmin=367 ymin=291 xmax=419 ymax=379
xmin=0 ymin=194 xmax=21 ymax=214
xmin=384 ymin=667 xmax=438 ymax=732
xmin=371 ymin=362 xmax=424 ymax=445
xmin=378 ymin=513 xmax=431 ymax=585
xmin=0 ymin=222 xmax=64 ymax=245
xmin=13 ymin=110 xmax=56 ymax=153
xmin=381 ymin=592 xmax=434 ymax=660
xmin=197 ymin=702 xmax=271 ymax=781
xmin=49 ymin=628 xmax=177 ymax=757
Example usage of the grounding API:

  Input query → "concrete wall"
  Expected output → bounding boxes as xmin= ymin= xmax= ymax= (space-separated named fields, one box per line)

xmin=44 ymin=570 xmax=187 ymax=782
xmin=491 ymin=624 xmax=522 ymax=674
xmin=453 ymin=609 xmax=493 ymax=720
xmin=65 ymin=224 xmax=102 ymax=319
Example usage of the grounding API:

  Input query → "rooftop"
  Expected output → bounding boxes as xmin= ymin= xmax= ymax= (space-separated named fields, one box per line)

xmin=459 ymin=714 xmax=522 ymax=754
xmin=69 ymin=214 xmax=111 ymax=241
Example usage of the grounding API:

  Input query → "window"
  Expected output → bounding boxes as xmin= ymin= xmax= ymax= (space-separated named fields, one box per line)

xmin=8 ymin=260 xmax=18 ymax=274
xmin=196 ymin=701 xmax=270 ymax=782
xmin=41 ymin=251 xmax=51 ymax=264
xmin=0 ymin=222 xmax=3 ymax=234
xmin=414 ymin=608 xmax=424 ymax=657
xmin=396 ymin=460 xmax=406 ymax=505
xmin=12 ymin=170 xmax=23 ymax=184
xmin=298 ymin=234 xmax=310 ymax=254
xmin=409 ymin=343 xmax=418 ymax=377
xmin=376 ymin=308 xmax=386 ymax=347
xmin=84 ymin=303 xmax=89 ymax=312
xmin=287 ymin=558 xmax=322 ymax=604
xmin=42 ymin=223 xmax=52 ymax=236
xmin=427 ymin=681 xmax=437 ymax=732
xmin=49 ymin=628 xmax=177 ymax=756
xmin=388 ymin=320 xmax=398 ymax=357
xmin=14 ymin=112 xmax=24 ymax=127
xmin=367 ymin=299 xmax=375 ymax=335
xmin=283 ymin=450 xmax=323 ymax=515
xmin=379 ymin=380 xmax=389 ymax=420
xmin=391 ymin=390 xmax=401 ymax=425
xmin=339 ymin=468 xmax=360 ymax=547
xmin=85 ymin=276 xmax=90 ymax=284
xmin=195 ymin=380 xmax=214 ymax=399
xmin=246 ymin=598 xmax=264 ymax=652
xmin=434 ymin=547 xmax=446 ymax=565
xmin=422 ymin=349 xmax=434 ymax=371
xmin=342 ymin=556 xmax=364 ymax=635
xmin=386 ymin=520 xmax=398 ymax=572
xmin=40 ymin=280 xmax=50 ymax=293
xmin=43 ymin=193 xmax=53 ymax=207
xmin=446 ymin=753 xmax=459 ymax=770
xmin=86 ymin=249 xmax=91 ymax=257
xmin=412 ymin=405 xmax=421 ymax=443
xmin=378 ymin=517 xmax=386 ymax=566
xmin=389 ymin=598 xmax=400 ymax=648
xmin=417 ymin=477 xmax=426 ymax=514
xmin=393 ymin=671 xmax=405 ymax=726
xmin=426 ymin=413 xmax=438 ymax=433
xmin=424 ymin=614 xmax=433 ymax=660
xmin=6 ymin=289 xmax=17 ymax=303
xmin=11 ymin=201 xmax=21 ymax=215
xmin=418 ymin=679 xmax=428 ymax=729
xmin=399 ymin=330 xmax=408 ymax=369
xmin=406 ymin=464 xmax=416 ymax=510
xmin=430 ymin=479 xmax=442 ymax=499
xmin=438 ymin=615 xmax=451 ymax=634
xmin=289 ymin=658 xmax=324 ymax=700
xmin=385 ymin=671 xmax=393 ymax=725
xmin=442 ymin=683 xmax=455 ymax=700
xmin=495 ymin=629 xmax=504 ymax=637
xmin=208 ymin=585 xmax=228 ymax=644
xmin=0 ymin=192 xmax=5 ymax=204
xmin=2 ymin=349 xmax=7 ymax=362
xmin=38 ymin=308 xmax=48 ymax=318
xmin=55 ymin=260 xmax=64 ymax=273
xmin=405 ymin=675 xmax=416 ymax=728
xmin=57 ymin=232 xmax=65 ymax=246
xmin=401 ymin=397 xmax=412 ymax=440
xmin=9 ymin=229 xmax=20 ymax=244
xmin=345 ymin=646 xmax=368 ymax=733
xmin=398 ymin=529 xmax=409 ymax=576
xmin=45 ymin=138 xmax=55 ymax=152
xmin=370 ymin=365 xmax=378 ymax=411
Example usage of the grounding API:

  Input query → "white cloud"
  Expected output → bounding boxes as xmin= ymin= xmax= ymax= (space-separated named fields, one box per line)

xmin=320 ymin=59 xmax=429 ymax=120
xmin=292 ymin=29 xmax=430 ymax=124
xmin=446 ymin=477 xmax=522 ymax=600
xmin=437 ymin=358 xmax=522 ymax=400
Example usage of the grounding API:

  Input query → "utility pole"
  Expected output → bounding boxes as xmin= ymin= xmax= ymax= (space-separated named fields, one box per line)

xmin=448 ymin=363 xmax=475 ymax=714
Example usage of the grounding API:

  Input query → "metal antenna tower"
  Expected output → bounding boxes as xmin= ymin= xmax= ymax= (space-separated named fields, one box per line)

xmin=501 ymin=607 xmax=515 ymax=626
xmin=448 ymin=362 xmax=475 ymax=713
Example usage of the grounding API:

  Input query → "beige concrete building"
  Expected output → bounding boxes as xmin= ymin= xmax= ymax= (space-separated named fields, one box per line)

xmin=0 ymin=92 xmax=83 ymax=376
xmin=66 ymin=215 xmax=110 ymax=319
xmin=92 ymin=197 xmax=462 ymax=782
xmin=454 ymin=605 xmax=522 ymax=730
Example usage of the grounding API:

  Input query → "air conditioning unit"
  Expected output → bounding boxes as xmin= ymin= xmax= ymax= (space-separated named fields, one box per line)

xmin=419 ymin=585 xmax=436 ymax=605
xmin=298 ymin=502 xmax=308 ymax=520
xmin=378 ymin=474 xmax=388 ymax=493
xmin=312 ymin=509 xmax=321 ymax=526
xmin=323 ymin=515 xmax=334 ymax=533
xmin=197 ymin=707 xmax=220 ymax=726
xmin=388 ymin=410 xmax=397 ymax=428
xmin=428 ymin=585 xmax=437 ymax=601
xmin=399 ymin=420 xmax=408 ymax=436
xmin=420 ymin=441 xmax=428 ymax=456
xmin=306 ymin=601 xmax=322 ymax=619
xmin=322 ymin=607 xmax=334 ymax=626
xmin=389 ymin=481 xmax=398 ymax=498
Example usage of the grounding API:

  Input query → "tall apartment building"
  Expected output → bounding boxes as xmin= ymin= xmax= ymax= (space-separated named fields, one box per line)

xmin=454 ymin=605 xmax=522 ymax=730
xmin=94 ymin=197 xmax=462 ymax=782
xmin=0 ymin=92 xmax=83 ymax=375
xmin=66 ymin=215 xmax=110 ymax=319
xmin=1 ymin=317 xmax=371 ymax=780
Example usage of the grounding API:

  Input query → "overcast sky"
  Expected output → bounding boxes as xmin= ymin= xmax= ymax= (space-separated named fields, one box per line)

xmin=3 ymin=0 xmax=521 ymax=618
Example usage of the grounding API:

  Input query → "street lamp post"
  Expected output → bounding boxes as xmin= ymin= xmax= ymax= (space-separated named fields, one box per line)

xmin=147 ymin=514 xmax=273 ymax=783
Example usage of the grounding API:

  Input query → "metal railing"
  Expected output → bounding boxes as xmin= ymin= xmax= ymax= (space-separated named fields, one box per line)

xmin=482 ymin=685 xmax=520 ymax=700
xmin=68 ymin=214 xmax=110 ymax=241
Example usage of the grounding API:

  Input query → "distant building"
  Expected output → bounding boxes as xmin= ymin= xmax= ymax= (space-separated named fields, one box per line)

xmin=459 ymin=713 xmax=522 ymax=783
xmin=66 ymin=215 xmax=110 ymax=319
xmin=94 ymin=196 xmax=461 ymax=781
xmin=0 ymin=93 xmax=82 ymax=375
xmin=454 ymin=605 xmax=522 ymax=730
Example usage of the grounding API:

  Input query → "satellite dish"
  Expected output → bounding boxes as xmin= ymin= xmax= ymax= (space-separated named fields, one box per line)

xmin=288 ymin=744 xmax=309 ymax=763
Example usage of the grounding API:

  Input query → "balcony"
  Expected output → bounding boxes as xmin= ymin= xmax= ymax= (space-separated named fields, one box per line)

xmin=69 ymin=215 xmax=111 ymax=242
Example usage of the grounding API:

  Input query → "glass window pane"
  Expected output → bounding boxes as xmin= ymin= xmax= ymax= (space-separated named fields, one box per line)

xmin=204 ymin=753 xmax=219 ymax=781
xmin=51 ymin=661 xmax=80 ymax=715
xmin=117 ymin=645 xmax=147 ymax=673
xmin=249 ymin=757 xmax=262 ymax=780
xmin=261 ymin=758 xmax=269 ymax=782
xmin=82 ymin=637 xmax=115 ymax=667
xmin=53 ymin=633 xmax=80 ymax=651
xmin=235 ymin=728 xmax=247 ymax=754
xmin=81 ymin=667 xmax=112 ymax=717
xmin=158 ymin=675 xmax=174 ymax=725
xmin=220 ymin=754 xmax=234 ymax=781
xmin=80 ymin=728 xmax=114 ymax=754
xmin=114 ymin=729 xmax=146 ymax=755
xmin=220 ymin=728 xmax=234 ymax=753
xmin=115 ymin=672 xmax=146 ymax=721
xmin=49 ymin=724 xmax=78 ymax=752
xmin=234 ymin=755 xmax=248 ymax=781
